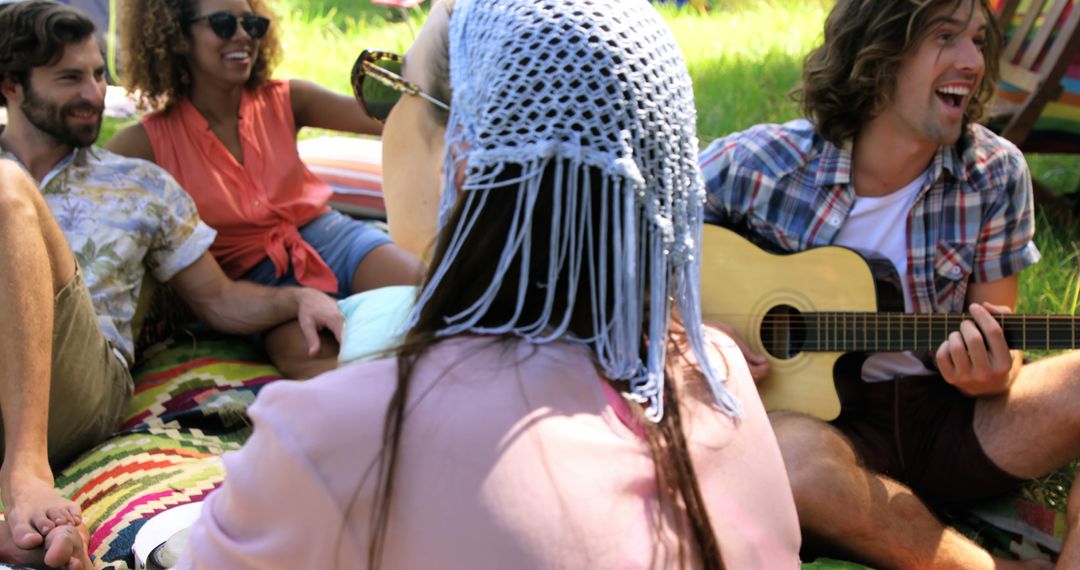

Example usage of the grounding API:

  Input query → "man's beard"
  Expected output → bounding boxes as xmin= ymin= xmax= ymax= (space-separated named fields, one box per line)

xmin=20 ymin=82 xmax=103 ymax=148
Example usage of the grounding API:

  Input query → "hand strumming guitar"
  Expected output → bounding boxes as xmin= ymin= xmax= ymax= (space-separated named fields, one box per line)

xmin=704 ymin=320 xmax=770 ymax=383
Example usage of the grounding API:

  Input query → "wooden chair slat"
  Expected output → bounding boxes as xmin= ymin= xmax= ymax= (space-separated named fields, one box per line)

xmin=1006 ymin=0 xmax=1049 ymax=61
xmin=1020 ymin=0 xmax=1070 ymax=68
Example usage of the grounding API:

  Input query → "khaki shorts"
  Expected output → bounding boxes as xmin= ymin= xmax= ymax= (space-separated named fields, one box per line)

xmin=0 ymin=267 xmax=133 ymax=468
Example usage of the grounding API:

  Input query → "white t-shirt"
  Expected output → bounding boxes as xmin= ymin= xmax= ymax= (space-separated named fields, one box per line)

xmin=834 ymin=172 xmax=935 ymax=382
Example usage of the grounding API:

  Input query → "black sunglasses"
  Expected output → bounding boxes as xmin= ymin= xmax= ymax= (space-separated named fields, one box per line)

xmin=351 ymin=49 xmax=449 ymax=123
xmin=190 ymin=12 xmax=270 ymax=40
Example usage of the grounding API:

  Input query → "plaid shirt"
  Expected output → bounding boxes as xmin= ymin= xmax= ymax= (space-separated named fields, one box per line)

xmin=701 ymin=119 xmax=1041 ymax=313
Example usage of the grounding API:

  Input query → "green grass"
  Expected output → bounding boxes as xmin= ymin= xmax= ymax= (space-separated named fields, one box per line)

xmin=661 ymin=0 xmax=830 ymax=140
xmin=1020 ymin=210 xmax=1080 ymax=315
xmin=274 ymin=0 xmax=425 ymax=97
xmin=268 ymin=0 xmax=831 ymax=139
xmin=98 ymin=115 xmax=135 ymax=146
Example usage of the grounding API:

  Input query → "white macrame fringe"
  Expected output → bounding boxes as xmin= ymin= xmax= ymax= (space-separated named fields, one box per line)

xmin=411 ymin=153 xmax=741 ymax=422
xmin=409 ymin=0 xmax=742 ymax=422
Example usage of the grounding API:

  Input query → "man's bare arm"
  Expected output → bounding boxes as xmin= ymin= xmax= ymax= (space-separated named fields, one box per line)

xmin=167 ymin=253 xmax=343 ymax=355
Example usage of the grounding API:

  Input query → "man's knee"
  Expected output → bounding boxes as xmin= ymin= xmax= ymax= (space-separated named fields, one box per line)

xmin=0 ymin=161 xmax=42 ymax=223
xmin=0 ymin=160 xmax=75 ymax=291
xmin=770 ymin=411 xmax=863 ymax=499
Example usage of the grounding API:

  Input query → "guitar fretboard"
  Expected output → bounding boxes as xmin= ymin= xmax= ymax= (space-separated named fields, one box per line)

xmin=763 ymin=313 xmax=1080 ymax=352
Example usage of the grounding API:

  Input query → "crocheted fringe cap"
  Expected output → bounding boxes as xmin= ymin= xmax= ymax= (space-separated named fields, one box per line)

xmin=412 ymin=0 xmax=741 ymax=421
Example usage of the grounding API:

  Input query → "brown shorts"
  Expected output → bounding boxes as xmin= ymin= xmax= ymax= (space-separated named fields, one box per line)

xmin=0 ymin=267 xmax=133 ymax=468
xmin=831 ymin=371 xmax=1024 ymax=507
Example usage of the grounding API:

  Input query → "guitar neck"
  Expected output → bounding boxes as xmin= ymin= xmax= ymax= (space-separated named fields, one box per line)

xmin=789 ymin=313 xmax=1080 ymax=352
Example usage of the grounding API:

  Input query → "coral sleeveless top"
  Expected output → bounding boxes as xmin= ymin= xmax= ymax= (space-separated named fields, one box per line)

xmin=142 ymin=80 xmax=337 ymax=293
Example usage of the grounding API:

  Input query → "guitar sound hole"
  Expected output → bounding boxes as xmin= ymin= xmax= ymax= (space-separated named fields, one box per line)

xmin=761 ymin=305 xmax=806 ymax=360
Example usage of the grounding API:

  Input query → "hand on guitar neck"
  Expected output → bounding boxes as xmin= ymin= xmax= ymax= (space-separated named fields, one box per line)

xmin=935 ymin=301 xmax=1023 ymax=398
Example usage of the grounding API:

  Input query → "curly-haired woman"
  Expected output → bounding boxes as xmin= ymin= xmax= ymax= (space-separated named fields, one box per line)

xmin=107 ymin=0 xmax=423 ymax=378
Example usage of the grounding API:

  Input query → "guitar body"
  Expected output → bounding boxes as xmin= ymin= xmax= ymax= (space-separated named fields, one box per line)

xmin=699 ymin=225 xmax=902 ymax=420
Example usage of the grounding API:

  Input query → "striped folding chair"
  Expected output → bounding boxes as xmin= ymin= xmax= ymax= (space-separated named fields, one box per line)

xmin=988 ymin=0 xmax=1080 ymax=216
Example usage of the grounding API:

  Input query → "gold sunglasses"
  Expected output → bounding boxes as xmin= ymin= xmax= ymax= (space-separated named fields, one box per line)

xmin=351 ymin=49 xmax=450 ymax=123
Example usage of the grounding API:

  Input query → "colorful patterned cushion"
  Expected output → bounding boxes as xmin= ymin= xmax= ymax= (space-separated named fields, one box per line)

xmin=55 ymin=333 xmax=283 ymax=569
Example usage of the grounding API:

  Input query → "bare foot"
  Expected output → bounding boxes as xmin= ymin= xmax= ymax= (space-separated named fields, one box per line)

xmin=0 ymin=520 xmax=91 ymax=570
xmin=0 ymin=467 xmax=81 ymax=550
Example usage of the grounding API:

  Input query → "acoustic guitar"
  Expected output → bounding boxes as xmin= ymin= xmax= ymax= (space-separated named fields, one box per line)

xmin=699 ymin=224 xmax=1079 ymax=420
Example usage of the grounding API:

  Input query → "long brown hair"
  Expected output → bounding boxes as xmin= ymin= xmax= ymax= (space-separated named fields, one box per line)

xmin=794 ymin=0 xmax=1001 ymax=146
xmin=117 ymin=0 xmax=282 ymax=111
xmin=366 ymin=161 xmax=727 ymax=569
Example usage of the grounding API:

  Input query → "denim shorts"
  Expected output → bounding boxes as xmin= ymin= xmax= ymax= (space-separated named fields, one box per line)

xmin=241 ymin=210 xmax=392 ymax=299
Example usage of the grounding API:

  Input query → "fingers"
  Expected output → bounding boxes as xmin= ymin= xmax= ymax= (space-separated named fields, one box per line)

xmin=324 ymin=310 xmax=344 ymax=344
xmin=703 ymin=319 xmax=769 ymax=381
xmin=970 ymin=303 xmax=1011 ymax=360
xmin=300 ymin=315 xmax=322 ymax=357
xmin=937 ymin=303 xmax=1013 ymax=395
xmin=935 ymin=337 xmax=956 ymax=381
xmin=296 ymin=289 xmax=344 ymax=350
xmin=746 ymin=358 xmax=771 ymax=383
xmin=42 ymin=524 xmax=90 ymax=570
xmin=961 ymin=318 xmax=990 ymax=373
xmin=979 ymin=300 xmax=1013 ymax=315
xmin=937 ymin=330 xmax=968 ymax=383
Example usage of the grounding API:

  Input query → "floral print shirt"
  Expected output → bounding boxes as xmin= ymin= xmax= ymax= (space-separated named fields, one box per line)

xmin=3 ymin=147 xmax=216 ymax=363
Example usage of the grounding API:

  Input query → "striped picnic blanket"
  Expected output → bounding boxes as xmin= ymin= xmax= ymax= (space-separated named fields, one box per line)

xmin=54 ymin=334 xmax=281 ymax=569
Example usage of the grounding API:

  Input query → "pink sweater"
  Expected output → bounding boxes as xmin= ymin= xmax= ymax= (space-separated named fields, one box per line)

xmin=177 ymin=334 xmax=800 ymax=569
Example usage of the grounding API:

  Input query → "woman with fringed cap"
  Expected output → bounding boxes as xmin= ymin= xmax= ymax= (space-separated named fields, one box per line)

xmin=175 ymin=1 xmax=801 ymax=568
